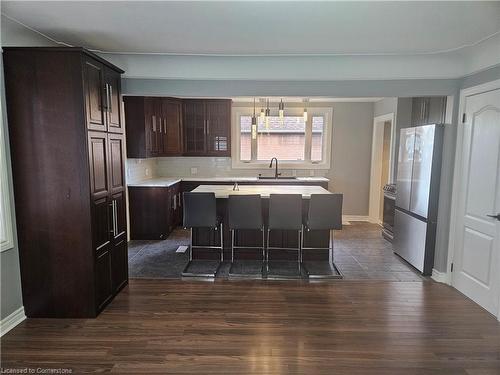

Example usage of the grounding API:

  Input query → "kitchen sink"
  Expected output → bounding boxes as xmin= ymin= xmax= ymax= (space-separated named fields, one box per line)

xmin=257 ymin=176 xmax=298 ymax=180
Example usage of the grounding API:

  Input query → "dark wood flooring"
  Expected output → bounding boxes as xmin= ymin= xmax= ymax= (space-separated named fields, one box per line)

xmin=2 ymin=279 xmax=500 ymax=374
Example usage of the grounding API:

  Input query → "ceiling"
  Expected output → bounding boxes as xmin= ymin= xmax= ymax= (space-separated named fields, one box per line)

xmin=2 ymin=1 xmax=499 ymax=56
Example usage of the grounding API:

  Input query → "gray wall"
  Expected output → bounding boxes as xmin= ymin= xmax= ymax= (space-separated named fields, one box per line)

xmin=374 ymin=97 xmax=398 ymax=118
xmin=1 ymin=14 xmax=57 ymax=319
xmin=327 ymin=103 xmax=374 ymax=216
xmin=0 ymin=57 xmax=23 ymax=319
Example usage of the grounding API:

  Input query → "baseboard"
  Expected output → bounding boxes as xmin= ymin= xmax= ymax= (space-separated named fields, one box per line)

xmin=342 ymin=215 xmax=371 ymax=225
xmin=431 ymin=269 xmax=449 ymax=284
xmin=0 ymin=306 xmax=26 ymax=337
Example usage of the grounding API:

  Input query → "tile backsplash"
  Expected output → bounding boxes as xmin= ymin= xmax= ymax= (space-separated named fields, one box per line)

xmin=126 ymin=158 xmax=157 ymax=183
xmin=126 ymin=157 xmax=328 ymax=182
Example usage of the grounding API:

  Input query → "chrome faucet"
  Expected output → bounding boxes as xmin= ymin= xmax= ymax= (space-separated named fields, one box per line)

xmin=269 ymin=157 xmax=281 ymax=179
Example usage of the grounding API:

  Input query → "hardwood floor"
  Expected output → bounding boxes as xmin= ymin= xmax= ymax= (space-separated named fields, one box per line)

xmin=2 ymin=279 xmax=500 ymax=374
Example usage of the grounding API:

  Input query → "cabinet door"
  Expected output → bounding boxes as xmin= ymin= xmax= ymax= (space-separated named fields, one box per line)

xmin=108 ymin=133 xmax=125 ymax=195
xmin=111 ymin=238 xmax=128 ymax=293
xmin=183 ymin=100 xmax=206 ymax=155
xmin=163 ymin=99 xmax=183 ymax=155
xmin=111 ymin=191 xmax=127 ymax=241
xmin=427 ymin=97 xmax=446 ymax=124
xmin=205 ymin=100 xmax=231 ymax=155
xmin=88 ymin=132 xmax=109 ymax=200
xmin=145 ymin=98 xmax=159 ymax=156
xmin=95 ymin=248 xmax=113 ymax=310
xmin=84 ymin=59 xmax=106 ymax=132
xmin=104 ymin=69 xmax=123 ymax=134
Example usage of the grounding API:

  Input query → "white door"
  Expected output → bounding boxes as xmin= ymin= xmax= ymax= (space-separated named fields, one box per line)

xmin=452 ymin=88 xmax=500 ymax=317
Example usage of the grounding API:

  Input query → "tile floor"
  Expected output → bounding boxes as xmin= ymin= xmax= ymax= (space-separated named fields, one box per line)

xmin=128 ymin=222 xmax=426 ymax=281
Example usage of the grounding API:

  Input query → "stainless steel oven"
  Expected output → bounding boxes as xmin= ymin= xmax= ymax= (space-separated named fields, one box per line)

xmin=382 ymin=184 xmax=396 ymax=241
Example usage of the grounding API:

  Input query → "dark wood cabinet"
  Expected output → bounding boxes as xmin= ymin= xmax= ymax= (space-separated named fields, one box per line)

xmin=125 ymin=97 xmax=231 ymax=158
xmin=128 ymin=182 xmax=182 ymax=240
xmin=129 ymin=187 xmax=171 ymax=240
xmin=124 ymin=97 xmax=183 ymax=158
xmin=4 ymin=47 xmax=127 ymax=318
xmin=183 ymin=100 xmax=207 ymax=155
xmin=205 ymin=100 xmax=231 ymax=155
xmin=84 ymin=57 xmax=123 ymax=134
xmin=163 ymin=99 xmax=183 ymax=155
xmin=183 ymin=99 xmax=231 ymax=156
xmin=411 ymin=97 xmax=447 ymax=126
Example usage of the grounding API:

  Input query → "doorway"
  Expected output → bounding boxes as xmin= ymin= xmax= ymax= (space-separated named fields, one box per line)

xmin=369 ymin=113 xmax=394 ymax=224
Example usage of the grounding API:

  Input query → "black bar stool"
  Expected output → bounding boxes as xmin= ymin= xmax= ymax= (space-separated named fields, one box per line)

xmin=301 ymin=194 xmax=343 ymax=279
xmin=182 ymin=192 xmax=223 ymax=277
xmin=228 ymin=195 xmax=265 ymax=278
xmin=266 ymin=194 xmax=304 ymax=279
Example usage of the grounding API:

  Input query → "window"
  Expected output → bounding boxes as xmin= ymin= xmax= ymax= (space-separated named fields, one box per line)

xmin=0 ymin=99 xmax=14 ymax=252
xmin=233 ymin=107 xmax=332 ymax=169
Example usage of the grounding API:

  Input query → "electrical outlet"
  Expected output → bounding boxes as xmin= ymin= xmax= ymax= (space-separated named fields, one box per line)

xmin=309 ymin=170 xmax=314 ymax=177
xmin=145 ymin=168 xmax=150 ymax=177
xmin=191 ymin=167 xmax=198 ymax=175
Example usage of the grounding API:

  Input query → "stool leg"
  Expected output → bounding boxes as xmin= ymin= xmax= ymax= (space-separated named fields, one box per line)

xmin=220 ymin=223 xmax=224 ymax=262
xmin=231 ymin=229 xmax=235 ymax=263
xmin=261 ymin=228 xmax=265 ymax=262
xmin=189 ymin=228 xmax=193 ymax=262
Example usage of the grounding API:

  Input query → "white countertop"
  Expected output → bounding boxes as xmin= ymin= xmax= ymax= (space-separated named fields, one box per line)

xmin=127 ymin=178 xmax=182 ymax=187
xmin=127 ymin=176 xmax=329 ymax=187
xmin=127 ymin=177 xmax=330 ymax=187
xmin=191 ymin=184 xmax=331 ymax=198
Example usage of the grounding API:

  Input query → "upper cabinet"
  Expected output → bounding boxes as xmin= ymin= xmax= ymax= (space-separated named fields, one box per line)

xmin=124 ymin=97 xmax=183 ymax=158
xmin=125 ymin=97 xmax=231 ymax=158
xmin=411 ymin=97 xmax=447 ymax=126
xmin=183 ymin=99 xmax=231 ymax=156
xmin=84 ymin=57 xmax=123 ymax=134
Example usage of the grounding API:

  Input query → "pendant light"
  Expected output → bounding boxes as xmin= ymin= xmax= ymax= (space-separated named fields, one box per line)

xmin=265 ymin=98 xmax=270 ymax=130
xmin=278 ymin=98 xmax=284 ymax=119
xmin=251 ymin=98 xmax=257 ymax=140
xmin=260 ymin=98 xmax=265 ymax=120
xmin=303 ymin=98 xmax=309 ymax=122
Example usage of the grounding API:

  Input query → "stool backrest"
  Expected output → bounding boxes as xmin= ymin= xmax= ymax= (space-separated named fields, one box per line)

xmin=307 ymin=194 xmax=343 ymax=230
xmin=228 ymin=195 xmax=263 ymax=230
xmin=183 ymin=192 xmax=217 ymax=229
xmin=268 ymin=194 xmax=302 ymax=230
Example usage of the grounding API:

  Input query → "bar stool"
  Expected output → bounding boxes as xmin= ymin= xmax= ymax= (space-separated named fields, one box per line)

xmin=301 ymin=194 xmax=343 ymax=279
xmin=228 ymin=195 xmax=265 ymax=278
xmin=266 ymin=194 xmax=304 ymax=279
xmin=181 ymin=192 xmax=223 ymax=277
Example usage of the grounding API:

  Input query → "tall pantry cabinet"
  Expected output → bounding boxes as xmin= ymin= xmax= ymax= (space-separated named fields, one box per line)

xmin=3 ymin=47 xmax=128 ymax=318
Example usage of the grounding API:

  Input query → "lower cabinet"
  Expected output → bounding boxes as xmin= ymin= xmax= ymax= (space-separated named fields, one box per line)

xmin=129 ymin=183 xmax=182 ymax=240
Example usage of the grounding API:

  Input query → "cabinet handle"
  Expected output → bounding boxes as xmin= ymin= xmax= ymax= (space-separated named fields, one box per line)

xmin=108 ymin=84 xmax=113 ymax=113
xmin=206 ymin=119 xmax=210 ymax=135
xmin=164 ymin=118 xmax=167 ymax=134
xmin=159 ymin=118 xmax=162 ymax=133
xmin=113 ymin=200 xmax=118 ymax=237
xmin=104 ymin=84 xmax=109 ymax=111
xmin=152 ymin=115 xmax=156 ymax=132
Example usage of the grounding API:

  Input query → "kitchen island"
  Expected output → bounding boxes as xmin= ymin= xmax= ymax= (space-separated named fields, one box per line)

xmin=189 ymin=184 xmax=332 ymax=261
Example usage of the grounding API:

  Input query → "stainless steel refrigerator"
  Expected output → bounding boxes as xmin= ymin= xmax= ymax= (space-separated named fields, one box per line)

xmin=394 ymin=124 xmax=444 ymax=275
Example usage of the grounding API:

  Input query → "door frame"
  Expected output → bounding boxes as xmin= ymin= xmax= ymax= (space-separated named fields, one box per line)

xmin=446 ymin=78 xmax=500 ymax=320
xmin=369 ymin=112 xmax=394 ymax=224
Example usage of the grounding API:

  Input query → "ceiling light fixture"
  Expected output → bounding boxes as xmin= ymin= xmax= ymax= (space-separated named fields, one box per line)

xmin=278 ymin=98 xmax=284 ymax=119
xmin=251 ymin=98 xmax=257 ymax=140
xmin=303 ymin=98 xmax=309 ymax=122
xmin=265 ymin=98 xmax=270 ymax=129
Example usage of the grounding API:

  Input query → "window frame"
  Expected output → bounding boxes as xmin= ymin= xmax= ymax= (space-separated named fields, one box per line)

xmin=0 ymin=97 xmax=14 ymax=252
xmin=231 ymin=106 xmax=333 ymax=169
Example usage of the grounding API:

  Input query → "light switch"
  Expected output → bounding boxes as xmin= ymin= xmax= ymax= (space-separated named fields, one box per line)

xmin=145 ymin=168 xmax=150 ymax=176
